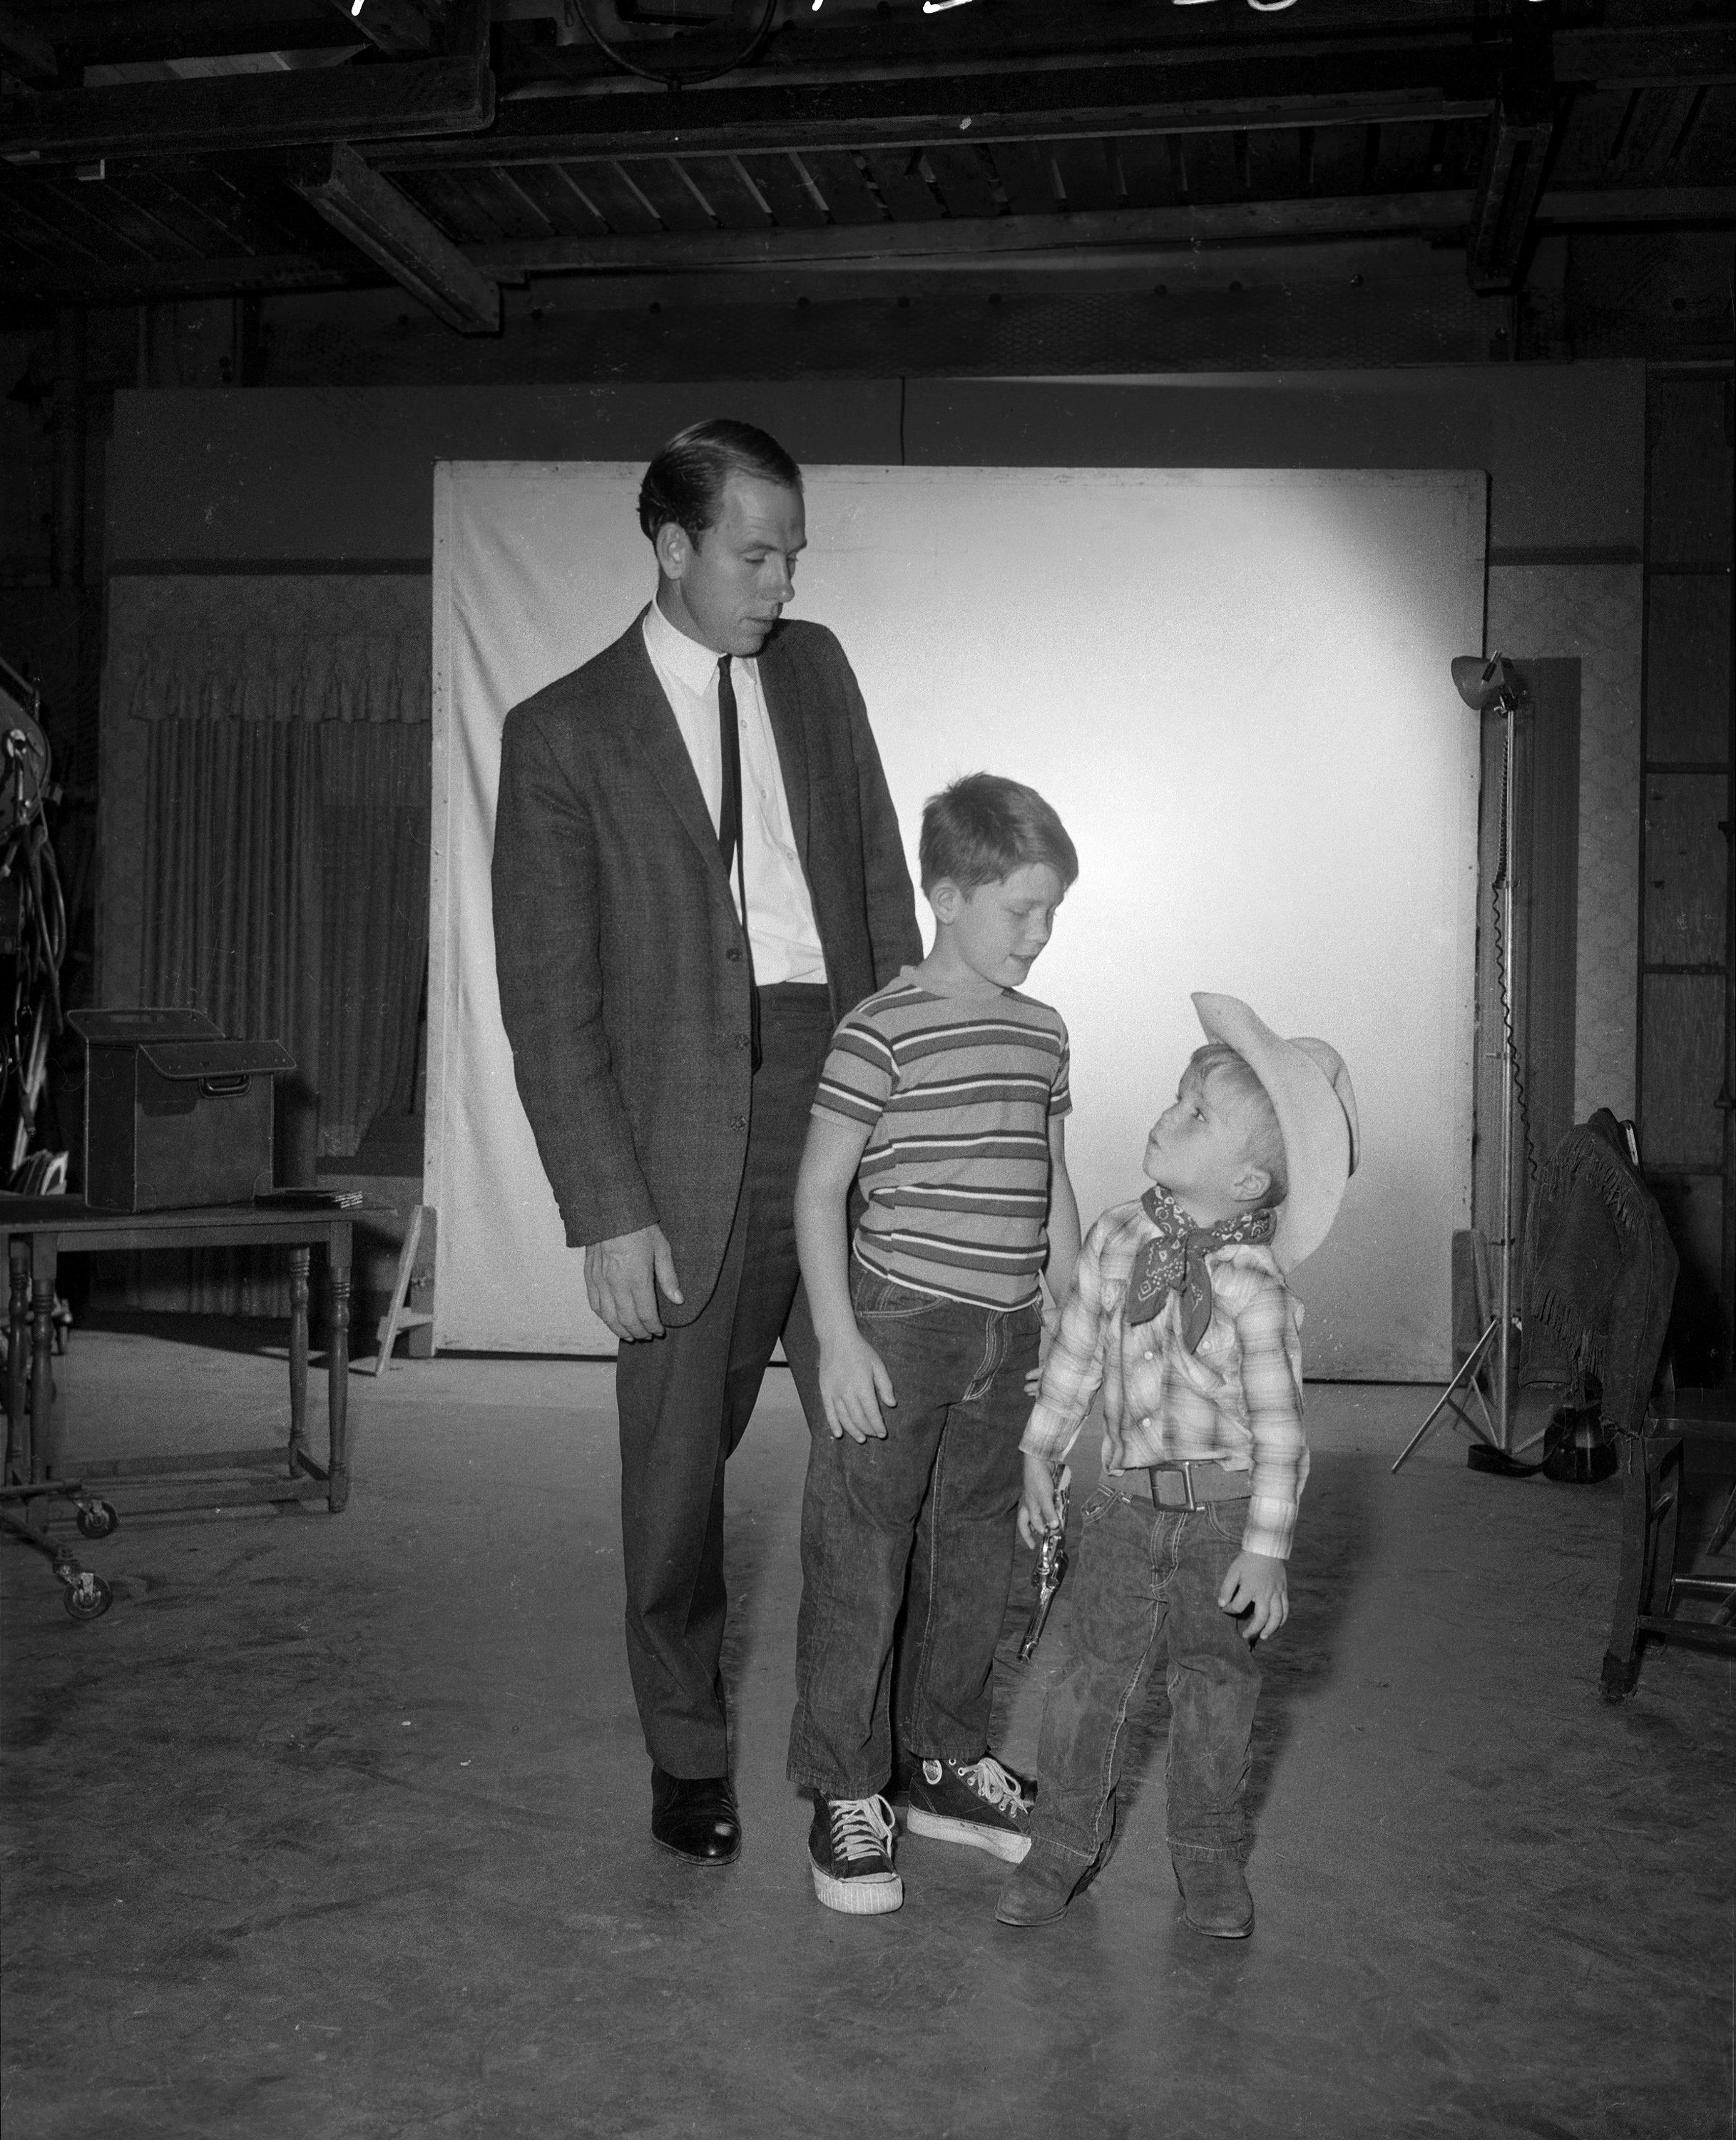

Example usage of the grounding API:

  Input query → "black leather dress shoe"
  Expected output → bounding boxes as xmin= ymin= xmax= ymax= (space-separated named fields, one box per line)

xmin=650 ymin=1767 xmax=741 ymax=1865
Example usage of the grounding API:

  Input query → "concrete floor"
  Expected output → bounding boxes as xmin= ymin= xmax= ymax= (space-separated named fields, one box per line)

xmin=1 ymin=1324 xmax=1732 ymax=2140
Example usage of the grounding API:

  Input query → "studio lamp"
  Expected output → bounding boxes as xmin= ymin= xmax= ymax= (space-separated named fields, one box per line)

xmin=1394 ymin=653 xmax=1532 ymax=1475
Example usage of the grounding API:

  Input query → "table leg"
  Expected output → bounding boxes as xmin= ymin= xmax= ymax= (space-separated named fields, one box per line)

xmin=326 ymin=1223 xmax=351 ymax=1514
xmin=30 ymin=1246 xmax=56 ymax=1479
xmin=6 ymin=1240 xmax=28 ymax=1484
xmin=1602 ymin=1434 xmax=1650 ymax=1699
xmin=1647 ymin=1435 xmax=1684 ymax=1616
xmin=287 ymin=1246 xmax=310 ymax=1474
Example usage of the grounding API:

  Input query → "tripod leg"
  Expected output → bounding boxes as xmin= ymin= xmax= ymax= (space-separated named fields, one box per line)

xmin=1392 ymin=1320 xmax=1498 ymax=1474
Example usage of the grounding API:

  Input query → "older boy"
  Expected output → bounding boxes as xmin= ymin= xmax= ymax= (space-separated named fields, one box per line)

xmin=996 ymin=994 xmax=1358 ymax=1937
xmin=787 ymin=773 xmax=1083 ymax=1916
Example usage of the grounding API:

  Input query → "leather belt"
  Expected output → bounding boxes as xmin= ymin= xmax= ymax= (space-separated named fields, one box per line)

xmin=1143 ymin=1460 xmax=1253 ymax=1511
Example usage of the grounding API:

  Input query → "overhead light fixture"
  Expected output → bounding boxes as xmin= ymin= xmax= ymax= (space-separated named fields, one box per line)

xmin=351 ymin=0 xmax=366 ymax=15
xmin=922 ymin=1 xmax=974 ymax=11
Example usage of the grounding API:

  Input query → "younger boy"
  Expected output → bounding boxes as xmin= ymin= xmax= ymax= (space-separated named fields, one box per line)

xmin=787 ymin=773 xmax=1083 ymax=1916
xmin=996 ymin=994 xmax=1358 ymax=1938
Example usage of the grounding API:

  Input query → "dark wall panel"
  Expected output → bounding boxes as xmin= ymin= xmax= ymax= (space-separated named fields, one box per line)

xmin=106 ymin=362 xmax=1645 ymax=569
xmin=905 ymin=365 xmax=1645 ymax=551
xmin=106 ymin=382 xmax=906 ymax=567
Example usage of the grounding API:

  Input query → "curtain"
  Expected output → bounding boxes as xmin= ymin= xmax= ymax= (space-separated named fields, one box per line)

xmin=109 ymin=574 xmax=431 ymax=727
xmin=106 ymin=575 xmax=430 ymax=1316
xmin=316 ymin=725 xmax=431 ymax=1158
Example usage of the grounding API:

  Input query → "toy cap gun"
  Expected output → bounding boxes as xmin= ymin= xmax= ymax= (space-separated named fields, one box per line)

xmin=1017 ymin=1470 xmax=1071 ymax=1663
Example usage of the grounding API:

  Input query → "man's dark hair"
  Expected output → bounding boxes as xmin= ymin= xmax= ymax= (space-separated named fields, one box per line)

xmin=918 ymin=773 xmax=1079 ymax=895
xmin=638 ymin=419 xmax=803 ymax=548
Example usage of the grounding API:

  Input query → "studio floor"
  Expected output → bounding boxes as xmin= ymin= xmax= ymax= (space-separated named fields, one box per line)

xmin=1 ymin=1324 xmax=1732 ymax=2140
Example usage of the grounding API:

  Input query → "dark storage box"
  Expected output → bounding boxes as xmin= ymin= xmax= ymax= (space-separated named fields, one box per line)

xmin=68 ymin=1009 xmax=296 ymax=1213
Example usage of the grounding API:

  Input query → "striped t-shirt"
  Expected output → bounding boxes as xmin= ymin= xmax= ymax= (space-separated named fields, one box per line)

xmin=812 ymin=974 xmax=1071 ymax=1310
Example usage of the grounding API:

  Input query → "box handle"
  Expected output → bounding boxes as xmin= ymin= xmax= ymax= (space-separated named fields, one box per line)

xmin=199 ymin=1074 xmax=252 ymax=1097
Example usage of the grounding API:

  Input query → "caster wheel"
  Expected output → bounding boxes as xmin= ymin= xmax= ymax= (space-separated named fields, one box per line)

xmin=76 ymin=1500 xmax=119 ymax=1540
xmin=63 ymin=1573 xmax=113 ymax=1622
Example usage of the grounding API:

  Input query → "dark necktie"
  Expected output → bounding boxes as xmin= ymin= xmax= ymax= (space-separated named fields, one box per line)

xmin=716 ymin=656 xmax=761 ymax=1072
xmin=717 ymin=654 xmax=742 ymax=875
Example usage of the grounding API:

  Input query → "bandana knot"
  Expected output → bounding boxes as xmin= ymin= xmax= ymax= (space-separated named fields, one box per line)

xmin=1125 ymin=1187 xmax=1276 ymax=1350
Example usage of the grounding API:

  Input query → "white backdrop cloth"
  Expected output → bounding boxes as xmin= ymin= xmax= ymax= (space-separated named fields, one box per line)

xmin=429 ymin=463 xmax=1485 ymax=1378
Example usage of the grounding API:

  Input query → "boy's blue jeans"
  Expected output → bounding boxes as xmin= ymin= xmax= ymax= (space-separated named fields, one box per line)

xmin=787 ymin=1268 xmax=1041 ymax=1800
xmin=1028 ymin=1482 xmax=1263 ymax=1867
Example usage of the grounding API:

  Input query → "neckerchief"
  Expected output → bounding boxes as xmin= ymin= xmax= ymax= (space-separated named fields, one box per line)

xmin=1124 ymin=1187 xmax=1277 ymax=1350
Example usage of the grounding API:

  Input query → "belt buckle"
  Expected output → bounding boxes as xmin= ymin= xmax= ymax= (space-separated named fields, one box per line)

xmin=1148 ymin=1461 xmax=1200 ymax=1513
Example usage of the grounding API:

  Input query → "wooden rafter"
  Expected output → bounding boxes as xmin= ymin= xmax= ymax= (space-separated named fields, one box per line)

xmin=0 ymin=10 xmax=58 ymax=86
xmin=0 ymin=4 xmax=491 ymax=163
xmin=4 ymin=175 xmax=1731 ymax=310
xmin=464 ymin=192 xmax=1480 ymax=277
xmin=1466 ymin=6 xmax=1555 ymax=293
xmin=29 ymin=4 xmax=377 ymax=66
xmin=1555 ymin=24 xmax=1736 ymax=88
xmin=0 ymin=13 xmax=1730 ymax=317
xmin=290 ymin=138 xmax=499 ymax=331
xmin=325 ymin=0 xmax=435 ymax=60
xmin=395 ymin=41 xmax=1507 ymax=168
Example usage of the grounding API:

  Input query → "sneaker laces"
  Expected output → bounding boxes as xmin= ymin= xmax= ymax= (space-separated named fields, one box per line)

xmin=829 ymin=1794 xmax=897 ymax=1863
xmin=959 ymin=1756 xmax=1031 ymax=1816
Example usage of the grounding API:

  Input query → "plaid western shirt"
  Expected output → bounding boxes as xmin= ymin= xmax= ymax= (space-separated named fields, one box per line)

xmin=1021 ymin=1196 xmax=1309 ymax=1561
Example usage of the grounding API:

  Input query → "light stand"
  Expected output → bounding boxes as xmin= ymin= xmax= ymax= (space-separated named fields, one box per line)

xmin=1394 ymin=653 xmax=1531 ymax=1474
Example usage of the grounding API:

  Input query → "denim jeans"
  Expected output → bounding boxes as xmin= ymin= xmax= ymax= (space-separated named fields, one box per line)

xmin=787 ymin=1268 xmax=1042 ymax=1800
xmin=1027 ymin=1482 xmax=1262 ymax=1866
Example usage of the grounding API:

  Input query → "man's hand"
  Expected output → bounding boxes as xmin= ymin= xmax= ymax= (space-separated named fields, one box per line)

xmin=585 ymin=1225 xmax=683 ymax=1342
xmin=1217 ymin=1550 xmax=1288 ymax=1644
xmin=817 ymin=1328 xmax=896 ymax=1444
xmin=1017 ymin=1453 xmax=1068 ymax=1549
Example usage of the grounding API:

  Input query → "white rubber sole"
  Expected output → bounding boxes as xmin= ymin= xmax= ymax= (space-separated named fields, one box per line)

xmin=810 ymin=1858 xmax=904 ymax=1915
xmin=905 ymin=1807 xmax=1033 ymax=1864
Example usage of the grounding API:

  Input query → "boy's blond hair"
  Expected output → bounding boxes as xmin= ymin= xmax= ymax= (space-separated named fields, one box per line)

xmin=1186 ymin=1044 xmax=1288 ymax=1208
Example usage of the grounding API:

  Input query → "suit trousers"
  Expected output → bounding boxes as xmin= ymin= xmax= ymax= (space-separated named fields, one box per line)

xmin=616 ymin=982 xmax=834 ymax=1778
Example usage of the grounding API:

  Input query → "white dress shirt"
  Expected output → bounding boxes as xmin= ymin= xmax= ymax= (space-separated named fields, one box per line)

xmin=641 ymin=599 xmax=828 ymax=987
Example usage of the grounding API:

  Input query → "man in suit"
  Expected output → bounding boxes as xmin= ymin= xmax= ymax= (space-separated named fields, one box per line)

xmin=492 ymin=420 xmax=921 ymax=1865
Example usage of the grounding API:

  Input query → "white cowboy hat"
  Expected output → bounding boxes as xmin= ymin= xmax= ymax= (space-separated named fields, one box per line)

xmin=1192 ymin=992 xmax=1360 ymax=1273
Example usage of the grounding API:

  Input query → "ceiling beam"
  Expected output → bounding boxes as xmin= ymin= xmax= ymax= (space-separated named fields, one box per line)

xmin=31 ymin=6 xmax=377 ymax=66
xmin=384 ymin=39 xmax=1503 ymax=166
xmin=0 ymin=252 xmax=368 ymax=303
xmin=449 ymin=235 xmax=1489 ymax=315
xmin=290 ymin=138 xmax=500 ymax=331
xmin=499 ymin=13 xmax=1736 ymax=103
xmin=384 ymin=19 xmax=1736 ymax=169
xmin=4 ymin=175 xmax=1732 ymax=312
xmin=1553 ymin=23 xmax=1736 ymax=88
xmin=0 ymin=10 xmax=491 ymax=163
xmin=1466 ymin=8 xmax=1553 ymax=293
xmin=470 ymin=193 xmax=1479 ymax=277
xmin=0 ymin=9 xmax=58 ymax=85
xmin=1538 ymin=186 xmax=1736 ymax=229
xmin=325 ymin=0 xmax=435 ymax=60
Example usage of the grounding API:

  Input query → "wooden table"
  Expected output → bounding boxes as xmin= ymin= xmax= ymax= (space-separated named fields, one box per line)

xmin=1 ymin=1199 xmax=354 ymax=1517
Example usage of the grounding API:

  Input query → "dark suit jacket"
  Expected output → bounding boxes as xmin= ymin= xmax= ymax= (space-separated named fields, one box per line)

xmin=492 ymin=610 xmax=921 ymax=1325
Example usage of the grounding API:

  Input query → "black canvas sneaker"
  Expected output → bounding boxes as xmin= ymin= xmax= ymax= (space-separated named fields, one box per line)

xmin=904 ymin=1756 xmax=1033 ymax=1863
xmin=808 ymin=1793 xmax=903 ymax=1915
